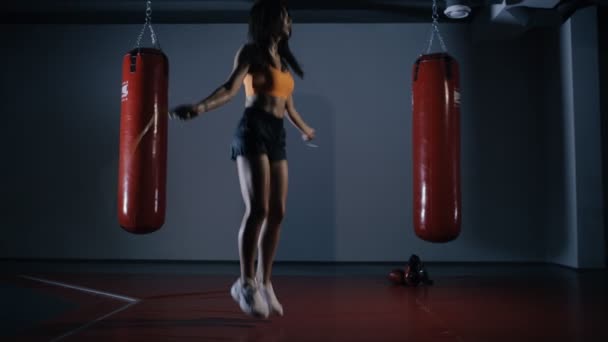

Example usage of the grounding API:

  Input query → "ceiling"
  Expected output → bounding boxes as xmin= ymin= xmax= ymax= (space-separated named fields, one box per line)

xmin=1 ymin=1 xmax=605 ymax=28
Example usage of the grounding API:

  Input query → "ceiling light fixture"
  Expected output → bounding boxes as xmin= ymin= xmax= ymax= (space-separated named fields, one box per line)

xmin=444 ymin=0 xmax=472 ymax=19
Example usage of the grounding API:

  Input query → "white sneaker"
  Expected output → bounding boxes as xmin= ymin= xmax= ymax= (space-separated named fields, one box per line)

xmin=230 ymin=278 xmax=269 ymax=318
xmin=259 ymin=281 xmax=284 ymax=316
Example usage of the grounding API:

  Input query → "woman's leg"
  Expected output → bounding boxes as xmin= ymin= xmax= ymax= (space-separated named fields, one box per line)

xmin=257 ymin=159 xmax=288 ymax=285
xmin=236 ymin=154 xmax=270 ymax=282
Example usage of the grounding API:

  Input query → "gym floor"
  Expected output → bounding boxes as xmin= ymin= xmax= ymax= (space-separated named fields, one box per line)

xmin=2 ymin=261 xmax=607 ymax=341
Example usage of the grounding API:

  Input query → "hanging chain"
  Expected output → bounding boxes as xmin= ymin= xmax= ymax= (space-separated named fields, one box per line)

xmin=424 ymin=0 xmax=447 ymax=54
xmin=432 ymin=0 xmax=439 ymax=22
xmin=135 ymin=0 xmax=160 ymax=49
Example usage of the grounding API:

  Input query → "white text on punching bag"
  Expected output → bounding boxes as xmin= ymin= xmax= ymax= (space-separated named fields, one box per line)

xmin=121 ymin=81 xmax=129 ymax=102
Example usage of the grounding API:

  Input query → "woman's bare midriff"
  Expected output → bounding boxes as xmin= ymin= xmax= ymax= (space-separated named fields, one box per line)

xmin=245 ymin=95 xmax=287 ymax=118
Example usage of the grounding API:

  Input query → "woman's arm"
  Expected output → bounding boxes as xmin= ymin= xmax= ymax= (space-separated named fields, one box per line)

xmin=171 ymin=44 xmax=251 ymax=120
xmin=285 ymin=95 xmax=315 ymax=140
xmin=193 ymin=44 xmax=251 ymax=114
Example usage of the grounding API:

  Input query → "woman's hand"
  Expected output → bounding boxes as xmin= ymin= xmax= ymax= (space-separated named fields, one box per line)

xmin=301 ymin=126 xmax=316 ymax=141
xmin=169 ymin=104 xmax=197 ymax=121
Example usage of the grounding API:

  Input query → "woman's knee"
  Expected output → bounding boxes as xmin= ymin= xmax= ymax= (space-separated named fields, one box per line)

xmin=246 ymin=204 xmax=269 ymax=224
xmin=268 ymin=204 xmax=286 ymax=224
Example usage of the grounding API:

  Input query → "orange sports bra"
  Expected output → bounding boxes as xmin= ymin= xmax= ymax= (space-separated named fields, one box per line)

xmin=244 ymin=65 xmax=294 ymax=99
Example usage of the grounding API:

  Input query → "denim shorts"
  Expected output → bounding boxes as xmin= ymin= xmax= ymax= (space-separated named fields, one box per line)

xmin=231 ymin=107 xmax=287 ymax=161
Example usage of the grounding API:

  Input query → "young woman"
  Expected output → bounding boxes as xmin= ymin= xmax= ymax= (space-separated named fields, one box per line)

xmin=170 ymin=0 xmax=315 ymax=318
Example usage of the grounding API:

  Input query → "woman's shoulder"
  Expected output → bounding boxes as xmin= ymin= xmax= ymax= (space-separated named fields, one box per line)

xmin=238 ymin=43 xmax=265 ymax=64
xmin=237 ymin=43 xmax=260 ymax=58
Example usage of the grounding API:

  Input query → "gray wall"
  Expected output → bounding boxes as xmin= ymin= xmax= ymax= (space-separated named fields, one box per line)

xmin=539 ymin=7 xmax=604 ymax=268
xmin=538 ymin=25 xmax=576 ymax=267
xmin=0 ymin=17 xmax=602 ymax=265
xmin=566 ymin=7 xmax=604 ymax=268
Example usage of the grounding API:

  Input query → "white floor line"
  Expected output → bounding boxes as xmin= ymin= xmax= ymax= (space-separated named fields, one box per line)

xmin=19 ymin=275 xmax=139 ymax=303
xmin=19 ymin=274 xmax=142 ymax=341
xmin=415 ymin=297 xmax=465 ymax=342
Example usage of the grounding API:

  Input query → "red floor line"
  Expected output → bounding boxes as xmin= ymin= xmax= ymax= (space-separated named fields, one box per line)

xmin=49 ymin=301 xmax=139 ymax=342
xmin=145 ymin=290 xmax=227 ymax=300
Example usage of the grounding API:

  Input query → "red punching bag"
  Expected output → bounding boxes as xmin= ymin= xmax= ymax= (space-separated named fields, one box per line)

xmin=412 ymin=52 xmax=461 ymax=242
xmin=117 ymin=47 xmax=169 ymax=234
